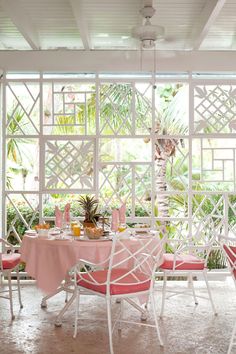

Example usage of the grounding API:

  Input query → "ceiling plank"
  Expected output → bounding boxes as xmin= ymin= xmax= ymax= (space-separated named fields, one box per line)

xmin=143 ymin=0 xmax=153 ymax=7
xmin=1 ymin=0 xmax=40 ymax=50
xmin=190 ymin=0 xmax=226 ymax=50
xmin=69 ymin=0 xmax=91 ymax=50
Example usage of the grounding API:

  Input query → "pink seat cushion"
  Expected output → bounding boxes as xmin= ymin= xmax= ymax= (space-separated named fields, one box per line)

xmin=1 ymin=253 xmax=21 ymax=270
xmin=223 ymin=245 xmax=236 ymax=279
xmin=77 ymin=268 xmax=151 ymax=295
xmin=160 ymin=253 xmax=205 ymax=271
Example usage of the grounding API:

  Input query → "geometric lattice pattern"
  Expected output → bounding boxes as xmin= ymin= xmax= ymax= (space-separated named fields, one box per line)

xmin=6 ymin=83 xmax=40 ymax=135
xmin=194 ymin=85 xmax=236 ymax=134
xmin=99 ymin=83 xmax=132 ymax=135
xmin=43 ymin=83 xmax=96 ymax=135
xmin=99 ymin=164 xmax=132 ymax=209
xmin=4 ymin=74 xmax=236 ymax=250
xmin=99 ymin=83 xmax=153 ymax=136
xmin=44 ymin=139 xmax=95 ymax=190
xmin=6 ymin=193 xmax=39 ymax=243
xmin=227 ymin=194 xmax=236 ymax=238
xmin=134 ymin=83 xmax=153 ymax=135
xmin=99 ymin=163 xmax=152 ymax=216
xmin=193 ymin=138 xmax=236 ymax=191
xmin=192 ymin=193 xmax=224 ymax=243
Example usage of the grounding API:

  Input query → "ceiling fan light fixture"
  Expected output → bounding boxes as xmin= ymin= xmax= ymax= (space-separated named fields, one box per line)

xmin=142 ymin=39 xmax=155 ymax=49
xmin=140 ymin=5 xmax=155 ymax=19
xmin=131 ymin=7 xmax=165 ymax=49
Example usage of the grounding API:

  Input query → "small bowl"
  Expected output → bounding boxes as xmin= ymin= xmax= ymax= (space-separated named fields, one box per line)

xmin=37 ymin=229 xmax=49 ymax=237
xmin=85 ymin=227 xmax=103 ymax=239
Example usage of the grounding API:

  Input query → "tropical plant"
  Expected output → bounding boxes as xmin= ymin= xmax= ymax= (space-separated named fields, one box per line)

xmin=7 ymin=108 xmax=35 ymax=190
xmin=154 ymin=84 xmax=188 ymax=217
xmin=7 ymin=109 xmax=31 ymax=163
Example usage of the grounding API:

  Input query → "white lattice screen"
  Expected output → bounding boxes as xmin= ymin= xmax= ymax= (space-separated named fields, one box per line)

xmin=2 ymin=72 xmax=236 ymax=245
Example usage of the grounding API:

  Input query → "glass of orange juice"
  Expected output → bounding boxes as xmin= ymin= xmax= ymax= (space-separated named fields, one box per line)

xmin=118 ymin=224 xmax=127 ymax=233
xmin=73 ymin=225 xmax=81 ymax=237
xmin=70 ymin=221 xmax=77 ymax=229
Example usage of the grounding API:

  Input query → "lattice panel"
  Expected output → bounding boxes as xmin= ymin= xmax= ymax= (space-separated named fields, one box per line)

xmin=99 ymin=83 xmax=132 ymax=135
xmin=43 ymin=83 xmax=96 ymax=135
xmin=192 ymin=193 xmax=224 ymax=243
xmin=192 ymin=138 xmax=236 ymax=191
xmin=6 ymin=138 xmax=39 ymax=191
xmin=227 ymin=194 xmax=236 ymax=237
xmin=44 ymin=139 xmax=95 ymax=190
xmin=6 ymin=194 xmax=39 ymax=243
xmin=99 ymin=163 xmax=152 ymax=216
xmin=6 ymin=83 xmax=40 ymax=135
xmin=134 ymin=83 xmax=153 ymax=135
xmin=134 ymin=165 xmax=152 ymax=216
xmin=154 ymin=138 xmax=189 ymax=191
xmin=99 ymin=164 xmax=132 ymax=209
xmin=194 ymin=85 xmax=236 ymax=134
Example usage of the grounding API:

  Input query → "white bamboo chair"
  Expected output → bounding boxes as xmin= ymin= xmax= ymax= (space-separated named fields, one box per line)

xmin=71 ymin=233 xmax=166 ymax=354
xmin=159 ymin=238 xmax=217 ymax=317
xmin=219 ymin=235 xmax=236 ymax=354
xmin=0 ymin=238 xmax=23 ymax=320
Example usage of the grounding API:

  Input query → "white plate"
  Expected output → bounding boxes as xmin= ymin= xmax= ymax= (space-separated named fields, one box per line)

xmin=49 ymin=231 xmax=61 ymax=236
xmin=25 ymin=231 xmax=37 ymax=236
xmin=75 ymin=236 xmax=112 ymax=242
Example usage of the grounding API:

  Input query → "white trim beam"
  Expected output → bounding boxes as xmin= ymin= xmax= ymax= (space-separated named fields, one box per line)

xmin=1 ymin=0 xmax=40 ymax=50
xmin=69 ymin=0 xmax=91 ymax=50
xmin=189 ymin=0 xmax=226 ymax=50
xmin=0 ymin=50 xmax=236 ymax=72
xmin=230 ymin=35 xmax=236 ymax=50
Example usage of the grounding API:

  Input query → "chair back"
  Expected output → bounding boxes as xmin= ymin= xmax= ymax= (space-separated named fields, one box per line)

xmin=219 ymin=236 xmax=236 ymax=284
xmin=75 ymin=233 xmax=166 ymax=295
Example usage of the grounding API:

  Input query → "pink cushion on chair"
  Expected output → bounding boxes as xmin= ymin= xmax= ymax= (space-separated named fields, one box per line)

xmin=2 ymin=253 xmax=21 ymax=270
xmin=160 ymin=253 xmax=205 ymax=271
xmin=77 ymin=268 xmax=151 ymax=295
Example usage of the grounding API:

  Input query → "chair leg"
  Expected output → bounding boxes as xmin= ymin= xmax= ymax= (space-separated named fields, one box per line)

xmin=73 ymin=288 xmax=80 ymax=339
xmin=150 ymin=292 xmax=163 ymax=347
xmin=16 ymin=266 xmax=23 ymax=308
xmin=228 ymin=321 xmax=236 ymax=354
xmin=202 ymin=269 xmax=217 ymax=315
xmin=118 ymin=299 xmax=123 ymax=332
xmin=160 ymin=272 xmax=167 ymax=318
xmin=106 ymin=297 xmax=114 ymax=354
xmin=189 ymin=272 xmax=198 ymax=305
xmin=7 ymin=272 xmax=15 ymax=320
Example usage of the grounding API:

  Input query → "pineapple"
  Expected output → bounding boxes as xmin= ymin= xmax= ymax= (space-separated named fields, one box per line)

xmin=78 ymin=195 xmax=101 ymax=226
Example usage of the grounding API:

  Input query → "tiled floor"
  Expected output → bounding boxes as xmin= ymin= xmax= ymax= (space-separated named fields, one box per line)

xmin=0 ymin=278 xmax=235 ymax=354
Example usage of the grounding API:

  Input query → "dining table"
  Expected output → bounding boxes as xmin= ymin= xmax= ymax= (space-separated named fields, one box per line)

xmin=19 ymin=232 xmax=154 ymax=325
xmin=20 ymin=234 xmax=115 ymax=294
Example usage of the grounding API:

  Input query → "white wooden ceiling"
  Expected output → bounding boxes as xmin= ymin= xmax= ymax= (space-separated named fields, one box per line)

xmin=0 ymin=0 xmax=235 ymax=52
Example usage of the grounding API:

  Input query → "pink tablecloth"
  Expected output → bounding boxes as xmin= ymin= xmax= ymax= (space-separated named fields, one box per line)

xmin=20 ymin=236 xmax=114 ymax=294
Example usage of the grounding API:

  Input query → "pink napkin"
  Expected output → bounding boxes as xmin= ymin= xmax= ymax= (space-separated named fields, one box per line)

xmin=55 ymin=206 xmax=63 ymax=228
xmin=111 ymin=209 xmax=119 ymax=232
xmin=119 ymin=204 xmax=126 ymax=224
xmin=64 ymin=203 xmax=71 ymax=223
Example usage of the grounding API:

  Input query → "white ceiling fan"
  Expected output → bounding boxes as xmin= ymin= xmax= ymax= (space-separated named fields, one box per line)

xmin=131 ymin=4 xmax=165 ymax=49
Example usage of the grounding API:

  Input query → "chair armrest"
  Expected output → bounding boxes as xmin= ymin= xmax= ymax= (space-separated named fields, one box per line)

xmin=0 ymin=238 xmax=14 ymax=253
